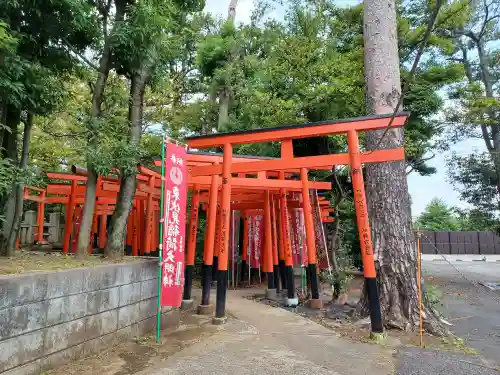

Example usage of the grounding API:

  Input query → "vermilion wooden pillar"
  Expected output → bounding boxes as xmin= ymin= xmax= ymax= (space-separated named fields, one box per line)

xmin=263 ymin=190 xmax=275 ymax=291
xmin=212 ymin=204 xmax=221 ymax=282
xmin=36 ymin=191 xmax=46 ymax=243
xmin=183 ymin=184 xmax=200 ymax=304
xmin=275 ymin=193 xmax=287 ymax=290
xmin=300 ymin=167 xmax=320 ymax=304
xmin=153 ymin=208 xmax=159 ymax=256
xmin=132 ymin=204 xmax=139 ymax=256
xmin=63 ymin=180 xmax=77 ymax=254
xmin=137 ymin=200 xmax=145 ymax=255
xmin=98 ymin=214 xmax=107 ymax=250
xmin=71 ymin=205 xmax=82 ymax=254
xmin=199 ymin=167 xmax=219 ymax=313
xmin=271 ymin=198 xmax=280 ymax=292
xmin=240 ymin=211 xmax=249 ymax=282
xmin=347 ymin=129 xmax=382 ymax=333
xmin=279 ymin=171 xmax=296 ymax=305
xmin=126 ymin=210 xmax=133 ymax=256
xmin=143 ymin=176 xmax=155 ymax=256
xmin=215 ymin=143 xmax=232 ymax=321
xmin=89 ymin=215 xmax=98 ymax=253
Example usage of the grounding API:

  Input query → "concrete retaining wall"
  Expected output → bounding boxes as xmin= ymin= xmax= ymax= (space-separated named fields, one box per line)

xmin=0 ymin=260 xmax=179 ymax=375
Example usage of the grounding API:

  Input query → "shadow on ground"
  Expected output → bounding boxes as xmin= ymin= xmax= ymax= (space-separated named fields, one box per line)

xmin=46 ymin=312 xmax=218 ymax=375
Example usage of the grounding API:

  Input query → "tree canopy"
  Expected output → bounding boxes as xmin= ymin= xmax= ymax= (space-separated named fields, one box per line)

xmin=0 ymin=0 xmax=496 ymax=259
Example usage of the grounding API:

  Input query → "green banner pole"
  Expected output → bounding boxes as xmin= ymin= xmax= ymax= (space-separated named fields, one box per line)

xmin=156 ymin=138 xmax=166 ymax=344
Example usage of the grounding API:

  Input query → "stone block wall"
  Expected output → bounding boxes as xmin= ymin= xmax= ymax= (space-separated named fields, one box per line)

xmin=0 ymin=260 xmax=179 ymax=375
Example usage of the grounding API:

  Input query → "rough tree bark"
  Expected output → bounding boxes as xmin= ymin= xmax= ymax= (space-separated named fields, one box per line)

xmin=362 ymin=0 xmax=444 ymax=334
xmin=5 ymin=113 xmax=34 ymax=255
xmin=1 ymin=106 xmax=20 ymax=254
xmin=76 ymin=1 xmax=126 ymax=257
xmin=105 ymin=69 xmax=149 ymax=258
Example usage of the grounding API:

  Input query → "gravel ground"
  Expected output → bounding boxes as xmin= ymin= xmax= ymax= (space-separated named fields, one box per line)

xmin=396 ymin=347 xmax=499 ymax=375
xmin=423 ymin=260 xmax=500 ymax=362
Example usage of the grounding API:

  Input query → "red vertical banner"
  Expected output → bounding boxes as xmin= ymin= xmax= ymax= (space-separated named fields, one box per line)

xmin=247 ymin=215 xmax=254 ymax=263
xmin=229 ymin=211 xmax=240 ymax=269
xmin=250 ymin=213 xmax=264 ymax=268
xmin=299 ymin=209 xmax=308 ymax=266
xmin=290 ymin=208 xmax=300 ymax=266
xmin=290 ymin=208 xmax=307 ymax=266
xmin=161 ymin=142 xmax=187 ymax=307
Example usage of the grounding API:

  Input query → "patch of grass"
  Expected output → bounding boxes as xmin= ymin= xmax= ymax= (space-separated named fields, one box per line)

xmin=0 ymin=251 xmax=144 ymax=276
xmin=440 ymin=336 xmax=479 ymax=356
xmin=424 ymin=283 xmax=443 ymax=308
xmin=368 ymin=331 xmax=388 ymax=345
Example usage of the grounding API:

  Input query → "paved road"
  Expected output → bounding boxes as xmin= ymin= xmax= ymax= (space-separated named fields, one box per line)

xmin=423 ymin=261 xmax=500 ymax=362
xmin=134 ymin=288 xmax=498 ymax=375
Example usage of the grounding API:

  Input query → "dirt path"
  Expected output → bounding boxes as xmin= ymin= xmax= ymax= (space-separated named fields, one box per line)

xmin=46 ymin=312 xmax=218 ymax=375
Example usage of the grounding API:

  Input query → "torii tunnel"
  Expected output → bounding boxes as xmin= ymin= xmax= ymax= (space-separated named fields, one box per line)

xmin=183 ymin=112 xmax=409 ymax=331
xmin=22 ymin=112 xmax=409 ymax=334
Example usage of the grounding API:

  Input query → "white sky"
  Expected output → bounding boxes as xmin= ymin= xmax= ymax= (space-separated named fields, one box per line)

xmin=204 ymin=0 xmax=481 ymax=216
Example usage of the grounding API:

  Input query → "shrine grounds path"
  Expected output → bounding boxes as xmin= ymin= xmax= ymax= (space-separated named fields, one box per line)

xmin=137 ymin=289 xmax=498 ymax=375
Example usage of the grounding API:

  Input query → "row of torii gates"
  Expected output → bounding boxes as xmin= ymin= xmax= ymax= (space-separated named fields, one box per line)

xmin=24 ymin=112 xmax=409 ymax=333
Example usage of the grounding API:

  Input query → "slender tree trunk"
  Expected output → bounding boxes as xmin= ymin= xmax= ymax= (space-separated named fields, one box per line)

xmin=216 ymin=0 xmax=238 ymax=134
xmin=0 ymin=99 xmax=6 ymax=147
xmin=362 ymin=0 xmax=443 ymax=334
xmin=76 ymin=2 xmax=126 ymax=257
xmin=5 ymin=113 xmax=34 ymax=255
xmin=105 ymin=70 xmax=149 ymax=258
xmin=475 ymin=39 xmax=500 ymax=198
xmin=105 ymin=174 xmax=135 ymax=258
xmin=1 ymin=107 xmax=20 ymax=254
xmin=217 ymin=90 xmax=230 ymax=130
xmin=202 ymin=92 xmax=217 ymax=135
xmin=329 ymin=214 xmax=340 ymax=273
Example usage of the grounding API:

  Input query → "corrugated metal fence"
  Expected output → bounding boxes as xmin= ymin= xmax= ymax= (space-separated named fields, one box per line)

xmin=419 ymin=231 xmax=500 ymax=255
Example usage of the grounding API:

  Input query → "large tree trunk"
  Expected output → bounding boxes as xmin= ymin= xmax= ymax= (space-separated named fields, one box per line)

xmin=76 ymin=1 xmax=126 ymax=257
xmin=362 ymin=0 xmax=443 ymax=334
xmin=5 ymin=113 xmax=34 ymax=255
xmin=105 ymin=71 xmax=148 ymax=258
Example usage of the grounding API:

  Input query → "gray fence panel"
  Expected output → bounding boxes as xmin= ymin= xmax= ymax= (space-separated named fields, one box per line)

xmin=434 ymin=232 xmax=451 ymax=255
xmin=420 ymin=231 xmax=436 ymax=254
xmin=478 ymin=232 xmax=496 ymax=254
xmin=419 ymin=231 xmax=500 ymax=255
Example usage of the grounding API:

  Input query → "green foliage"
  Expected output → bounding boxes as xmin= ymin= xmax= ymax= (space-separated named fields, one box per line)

xmin=415 ymin=198 xmax=460 ymax=231
xmin=0 ymin=158 xmax=14 ymax=196
xmin=320 ymin=245 xmax=354 ymax=298
xmin=415 ymin=197 xmax=498 ymax=232
xmin=437 ymin=0 xmax=500 ymax=224
xmin=0 ymin=0 xmax=485 ymax=259
xmin=446 ymin=151 xmax=500 ymax=214
xmin=424 ymin=283 xmax=442 ymax=309
xmin=455 ymin=208 xmax=499 ymax=232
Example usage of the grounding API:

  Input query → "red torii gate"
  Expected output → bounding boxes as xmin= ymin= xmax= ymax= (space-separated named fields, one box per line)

xmin=22 ymin=151 xmax=331 ymax=260
xmin=154 ymin=151 xmax=334 ymax=306
xmin=183 ymin=112 xmax=409 ymax=331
